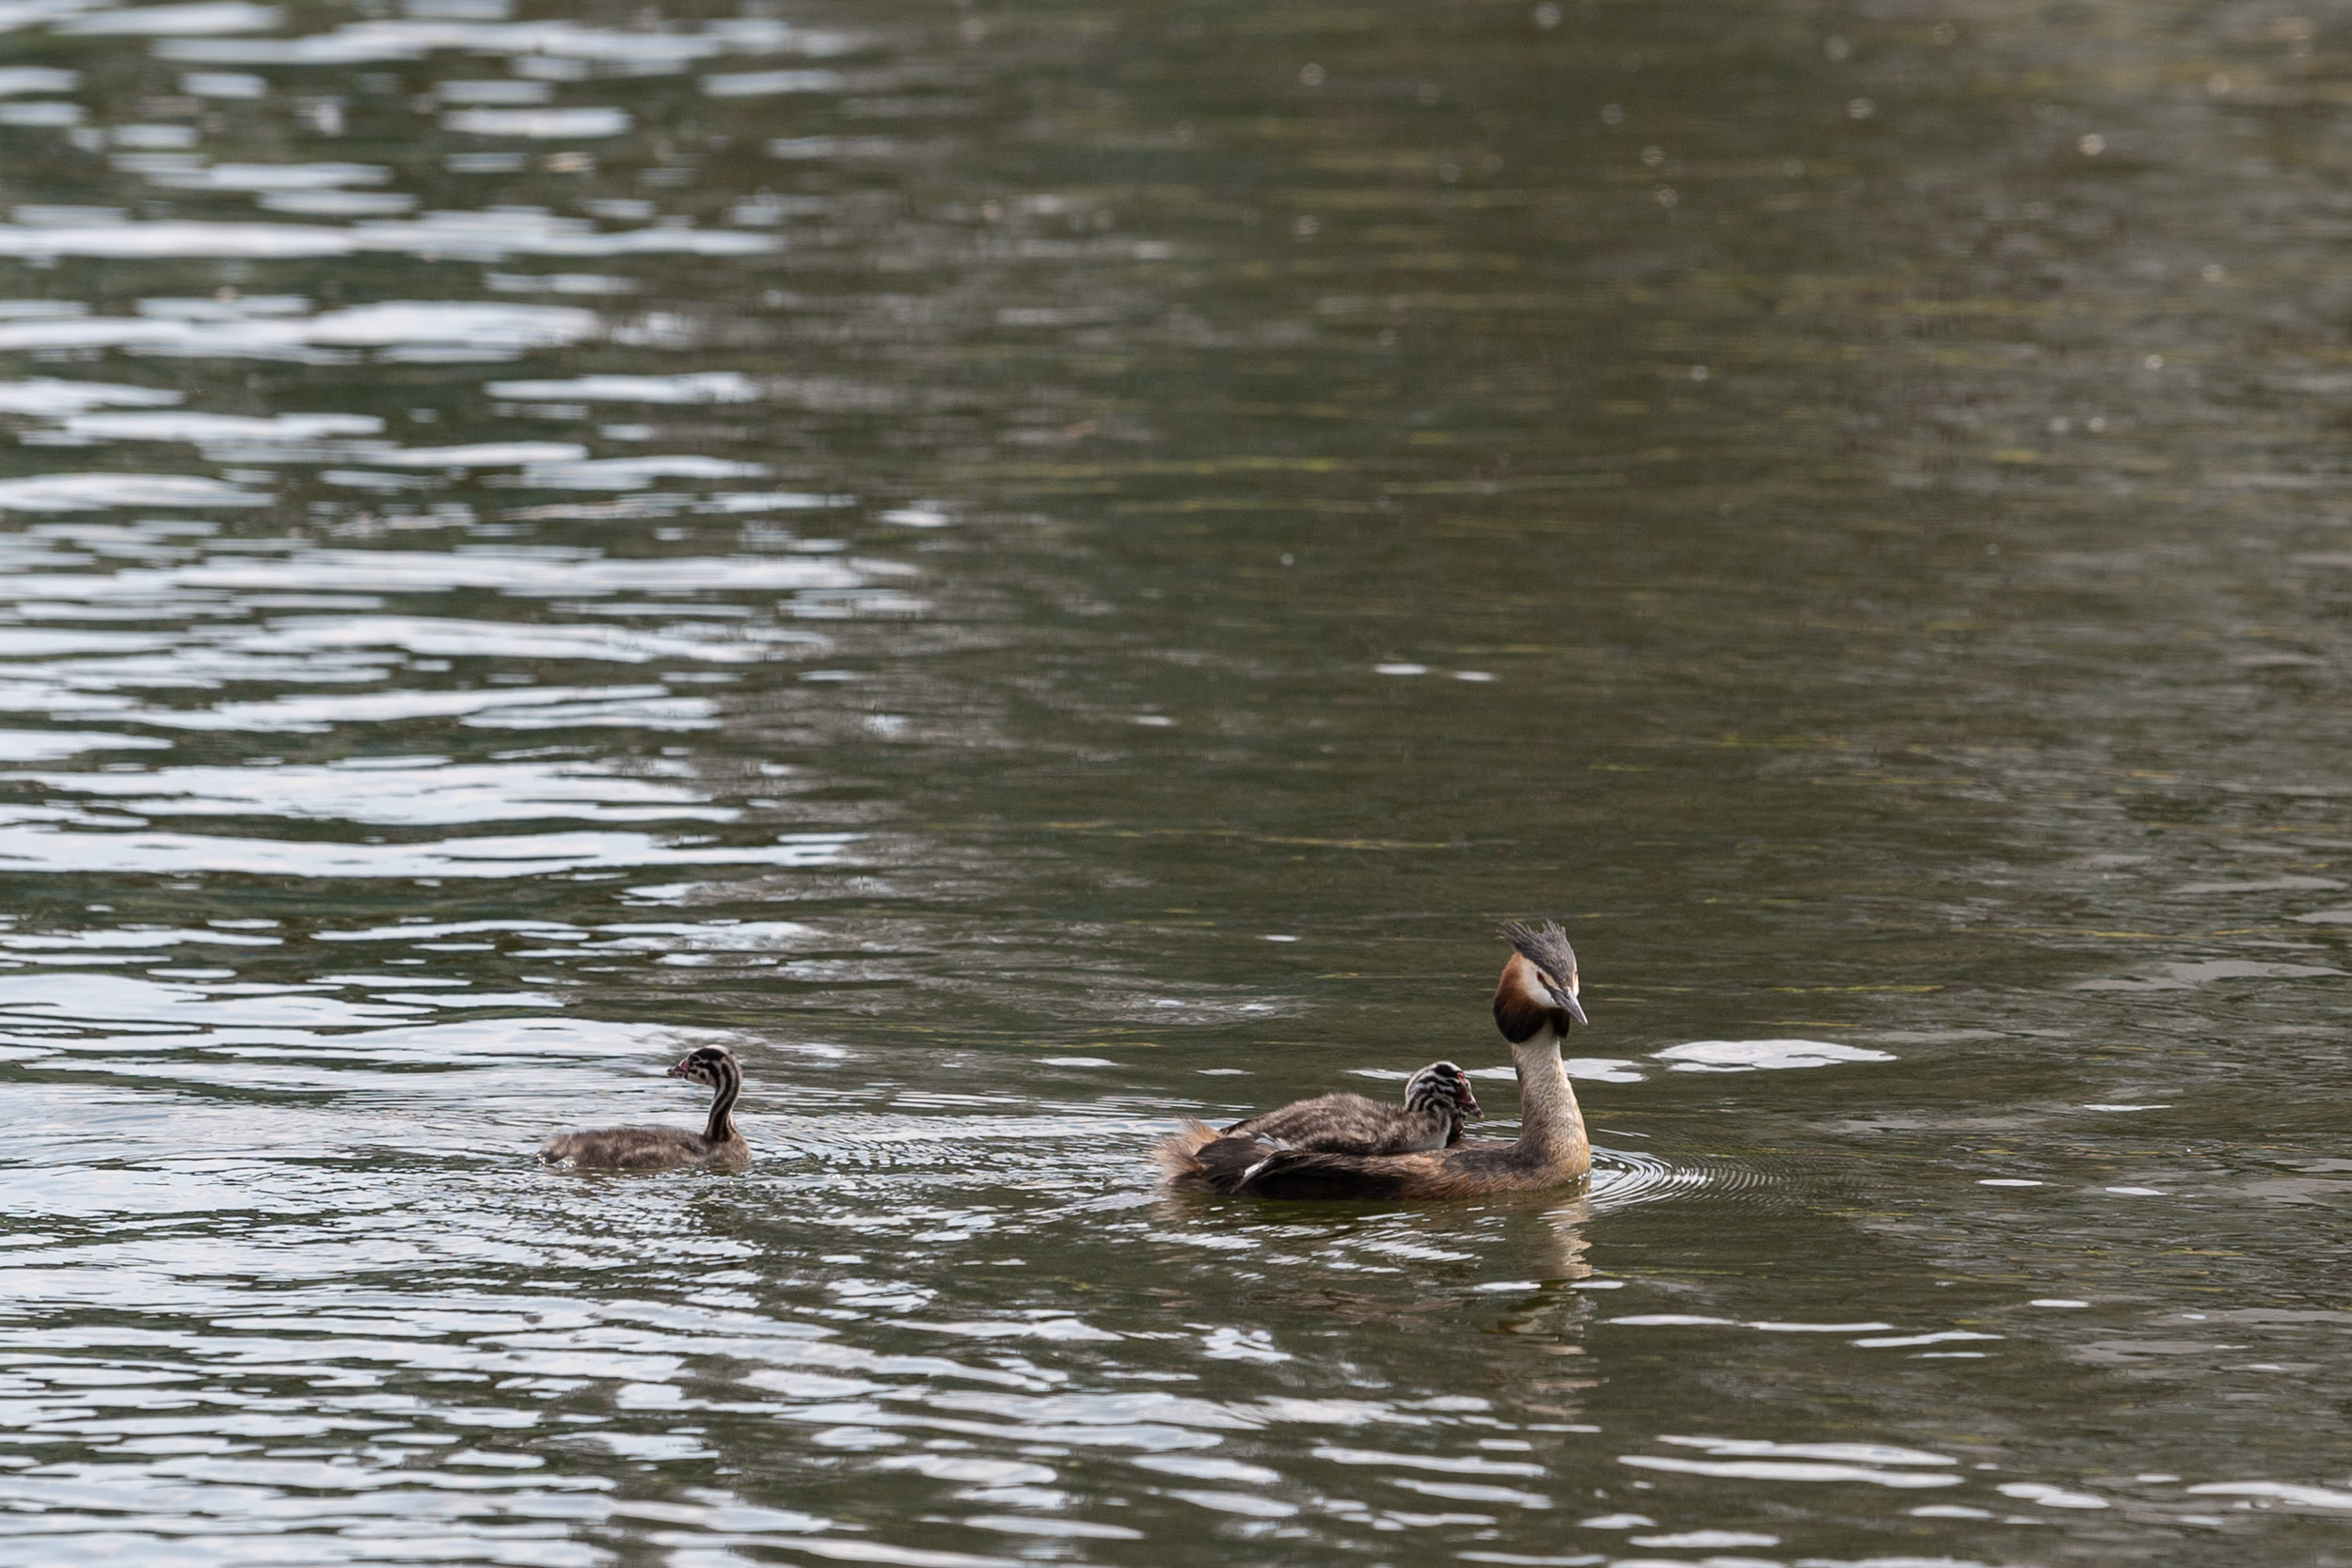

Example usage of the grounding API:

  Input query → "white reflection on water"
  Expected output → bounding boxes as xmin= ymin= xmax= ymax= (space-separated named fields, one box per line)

xmin=60 ymin=409 xmax=383 ymax=441
xmin=0 ymin=823 xmax=854 ymax=876
xmin=486 ymin=372 xmax=762 ymax=404
xmin=0 ymin=214 xmax=775 ymax=260
xmin=244 ymin=615 xmax=818 ymax=663
xmin=53 ymin=2 xmax=282 ymax=36
xmin=1650 ymin=1038 xmax=1898 ymax=1072
xmin=0 ymin=300 xmax=599 ymax=358
xmin=0 ymin=68 xmax=82 ymax=92
xmin=10 ymin=759 xmax=740 ymax=823
xmin=440 ymin=106 xmax=629 ymax=138
xmin=176 ymin=548 xmax=870 ymax=593
xmin=151 ymin=13 xmax=850 ymax=66
xmin=0 ymin=377 xmax=182 ymax=414
xmin=0 ymin=729 xmax=165 ymax=759
xmin=0 ymin=473 xmax=267 ymax=511
xmin=1619 ymin=1435 xmax=1963 ymax=1489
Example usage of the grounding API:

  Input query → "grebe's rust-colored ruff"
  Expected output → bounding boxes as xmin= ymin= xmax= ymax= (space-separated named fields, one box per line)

xmin=1157 ymin=922 xmax=1589 ymax=1199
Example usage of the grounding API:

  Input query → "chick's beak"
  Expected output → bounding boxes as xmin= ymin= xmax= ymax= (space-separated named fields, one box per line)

xmin=666 ymin=1058 xmax=694 ymax=1079
xmin=1460 ymin=1087 xmax=1485 ymax=1120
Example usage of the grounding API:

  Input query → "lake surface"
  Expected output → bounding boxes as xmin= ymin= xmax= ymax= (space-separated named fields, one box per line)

xmin=3 ymin=0 xmax=2351 ymax=1562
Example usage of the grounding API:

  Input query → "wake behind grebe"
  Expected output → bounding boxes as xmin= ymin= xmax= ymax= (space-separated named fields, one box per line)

xmin=1588 ymin=1144 xmax=1791 ymax=1215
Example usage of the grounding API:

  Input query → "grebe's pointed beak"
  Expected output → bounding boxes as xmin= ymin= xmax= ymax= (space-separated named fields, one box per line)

xmin=1551 ymin=988 xmax=1588 ymax=1028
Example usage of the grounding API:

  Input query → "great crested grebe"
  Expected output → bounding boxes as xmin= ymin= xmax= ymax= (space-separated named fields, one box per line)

xmin=1158 ymin=921 xmax=1590 ymax=1199
xmin=1191 ymin=1060 xmax=1482 ymax=1176
xmin=540 ymin=1045 xmax=750 ymax=1172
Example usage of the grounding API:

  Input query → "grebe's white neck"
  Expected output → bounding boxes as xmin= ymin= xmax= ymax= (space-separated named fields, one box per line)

xmin=1508 ymin=1024 xmax=1586 ymax=1168
xmin=1490 ymin=940 xmax=1590 ymax=1179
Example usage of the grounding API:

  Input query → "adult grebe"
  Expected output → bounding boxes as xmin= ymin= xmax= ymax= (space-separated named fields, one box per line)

xmin=541 ymin=1045 xmax=750 ymax=1172
xmin=1158 ymin=921 xmax=1589 ymax=1198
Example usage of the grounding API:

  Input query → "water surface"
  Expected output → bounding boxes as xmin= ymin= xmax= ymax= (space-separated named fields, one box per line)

xmin=3 ymin=0 xmax=2352 ymax=1563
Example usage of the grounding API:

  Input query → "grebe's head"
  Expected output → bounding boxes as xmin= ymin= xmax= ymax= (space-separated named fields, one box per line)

xmin=667 ymin=1045 xmax=739 ymax=1086
xmin=1406 ymin=1060 xmax=1483 ymax=1120
xmin=1492 ymin=920 xmax=1587 ymax=1043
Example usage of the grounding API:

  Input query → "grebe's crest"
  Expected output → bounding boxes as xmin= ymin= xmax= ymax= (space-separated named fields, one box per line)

xmin=1498 ymin=920 xmax=1578 ymax=993
xmin=1494 ymin=920 xmax=1588 ymax=1040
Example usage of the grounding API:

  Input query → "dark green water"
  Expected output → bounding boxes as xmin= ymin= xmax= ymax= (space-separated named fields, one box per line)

xmin=3 ymin=0 xmax=2351 ymax=1562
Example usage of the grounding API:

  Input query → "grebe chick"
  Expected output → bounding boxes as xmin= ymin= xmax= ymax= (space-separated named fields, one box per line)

xmin=541 ymin=1045 xmax=749 ymax=1173
xmin=1171 ymin=1061 xmax=1480 ymax=1196
xmin=1211 ymin=1060 xmax=1482 ymax=1164
xmin=1157 ymin=921 xmax=1590 ymax=1200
